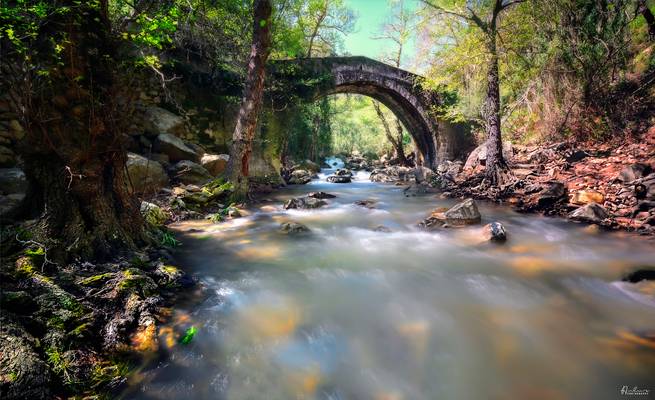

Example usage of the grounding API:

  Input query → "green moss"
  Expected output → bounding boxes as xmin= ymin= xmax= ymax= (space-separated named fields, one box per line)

xmin=118 ymin=268 xmax=157 ymax=297
xmin=15 ymin=256 xmax=36 ymax=278
xmin=45 ymin=346 xmax=74 ymax=386
xmin=90 ymin=358 xmax=131 ymax=390
xmin=68 ymin=322 xmax=91 ymax=338
xmin=79 ymin=273 xmax=114 ymax=287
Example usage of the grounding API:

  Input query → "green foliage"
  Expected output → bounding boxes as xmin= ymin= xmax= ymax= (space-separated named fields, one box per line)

xmin=160 ymin=231 xmax=181 ymax=248
xmin=179 ymin=326 xmax=197 ymax=345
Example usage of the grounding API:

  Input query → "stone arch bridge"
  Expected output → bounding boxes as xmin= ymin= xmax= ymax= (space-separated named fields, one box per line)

xmin=266 ymin=56 xmax=471 ymax=168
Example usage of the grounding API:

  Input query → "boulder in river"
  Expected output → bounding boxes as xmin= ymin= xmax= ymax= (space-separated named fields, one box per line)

xmin=284 ymin=196 xmax=327 ymax=210
xmin=155 ymin=133 xmax=199 ymax=163
xmin=420 ymin=199 xmax=482 ymax=229
xmin=307 ymin=191 xmax=336 ymax=199
xmin=279 ymin=221 xmax=310 ymax=234
xmin=170 ymin=160 xmax=213 ymax=185
xmin=481 ymin=222 xmax=507 ymax=242
xmin=126 ymin=152 xmax=169 ymax=194
xmin=568 ymin=202 xmax=609 ymax=223
xmin=443 ymin=198 xmax=482 ymax=225
xmin=327 ymin=175 xmax=351 ymax=183
xmin=287 ymin=169 xmax=312 ymax=185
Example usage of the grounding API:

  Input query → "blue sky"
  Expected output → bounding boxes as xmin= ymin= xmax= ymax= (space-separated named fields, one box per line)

xmin=342 ymin=0 xmax=420 ymax=67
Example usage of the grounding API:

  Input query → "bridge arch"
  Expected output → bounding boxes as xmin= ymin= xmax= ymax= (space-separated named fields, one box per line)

xmin=267 ymin=56 xmax=465 ymax=168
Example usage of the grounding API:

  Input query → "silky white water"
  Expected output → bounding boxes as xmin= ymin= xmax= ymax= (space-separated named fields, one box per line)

xmin=125 ymin=169 xmax=655 ymax=400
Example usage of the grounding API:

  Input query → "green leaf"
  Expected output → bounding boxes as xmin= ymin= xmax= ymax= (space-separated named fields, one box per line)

xmin=179 ymin=326 xmax=197 ymax=345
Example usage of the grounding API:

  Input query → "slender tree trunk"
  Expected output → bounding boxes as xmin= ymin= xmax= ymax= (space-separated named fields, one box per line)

xmin=393 ymin=118 xmax=407 ymax=165
xmin=16 ymin=0 xmax=144 ymax=262
xmin=225 ymin=0 xmax=273 ymax=200
xmin=307 ymin=6 xmax=327 ymax=57
xmin=483 ymin=33 xmax=507 ymax=185
xmin=372 ymin=100 xmax=407 ymax=165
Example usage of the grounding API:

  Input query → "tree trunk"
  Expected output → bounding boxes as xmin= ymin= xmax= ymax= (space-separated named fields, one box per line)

xmin=483 ymin=34 xmax=507 ymax=185
xmin=16 ymin=0 xmax=145 ymax=262
xmin=640 ymin=2 xmax=655 ymax=39
xmin=393 ymin=118 xmax=408 ymax=165
xmin=225 ymin=0 xmax=273 ymax=200
xmin=372 ymin=101 xmax=407 ymax=165
xmin=307 ymin=5 xmax=327 ymax=58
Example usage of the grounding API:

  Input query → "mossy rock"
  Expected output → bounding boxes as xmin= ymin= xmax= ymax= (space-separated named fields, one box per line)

xmin=14 ymin=256 xmax=36 ymax=279
xmin=118 ymin=269 xmax=157 ymax=297
xmin=78 ymin=272 xmax=115 ymax=287
xmin=0 ymin=314 xmax=51 ymax=400
xmin=140 ymin=201 xmax=169 ymax=226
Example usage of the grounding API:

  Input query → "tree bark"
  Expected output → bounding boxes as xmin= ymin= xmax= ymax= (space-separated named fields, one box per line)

xmin=225 ymin=0 xmax=273 ymax=200
xmin=307 ymin=3 xmax=328 ymax=57
xmin=14 ymin=0 xmax=145 ymax=262
xmin=639 ymin=2 xmax=655 ymax=39
xmin=483 ymin=33 xmax=508 ymax=185
xmin=372 ymin=101 xmax=408 ymax=165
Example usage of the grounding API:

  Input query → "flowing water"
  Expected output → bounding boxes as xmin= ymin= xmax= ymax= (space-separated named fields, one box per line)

xmin=125 ymin=164 xmax=655 ymax=400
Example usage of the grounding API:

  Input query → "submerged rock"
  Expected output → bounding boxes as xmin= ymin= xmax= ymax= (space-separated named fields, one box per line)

xmin=568 ymin=202 xmax=609 ymax=223
xmin=284 ymin=196 xmax=327 ymax=210
xmin=279 ymin=221 xmax=310 ymax=234
xmin=354 ymin=199 xmax=377 ymax=209
xmin=373 ymin=225 xmax=392 ymax=232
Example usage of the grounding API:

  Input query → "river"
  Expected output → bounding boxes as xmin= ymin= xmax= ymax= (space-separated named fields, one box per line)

xmin=125 ymin=166 xmax=655 ymax=400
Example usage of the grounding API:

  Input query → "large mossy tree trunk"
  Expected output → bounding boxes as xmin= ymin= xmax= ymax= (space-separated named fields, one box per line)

xmin=483 ymin=33 xmax=508 ymax=185
xmin=15 ymin=0 xmax=145 ymax=261
xmin=226 ymin=0 xmax=273 ymax=200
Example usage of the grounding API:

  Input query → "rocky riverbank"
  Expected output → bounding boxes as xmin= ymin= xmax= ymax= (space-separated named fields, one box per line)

xmin=437 ymin=127 xmax=655 ymax=236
